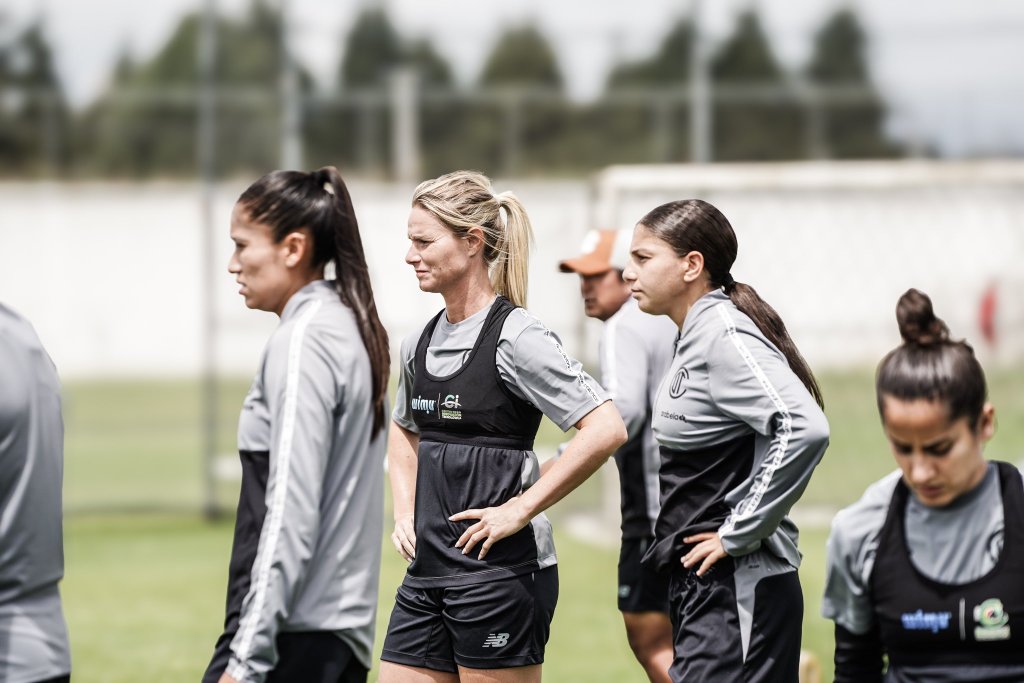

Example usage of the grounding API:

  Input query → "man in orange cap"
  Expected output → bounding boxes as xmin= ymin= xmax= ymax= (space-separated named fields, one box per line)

xmin=559 ymin=229 xmax=677 ymax=683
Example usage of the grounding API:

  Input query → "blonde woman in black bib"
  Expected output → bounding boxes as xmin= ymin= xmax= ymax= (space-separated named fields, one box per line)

xmin=380 ymin=171 xmax=627 ymax=683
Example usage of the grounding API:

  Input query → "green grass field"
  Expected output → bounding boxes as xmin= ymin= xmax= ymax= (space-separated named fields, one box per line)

xmin=59 ymin=368 xmax=1024 ymax=682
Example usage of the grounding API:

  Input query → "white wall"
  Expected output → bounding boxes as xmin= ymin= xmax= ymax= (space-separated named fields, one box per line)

xmin=1 ymin=163 xmax=1022 ymax=378
xmin=0 ymin=179 xmax=591 ymax=377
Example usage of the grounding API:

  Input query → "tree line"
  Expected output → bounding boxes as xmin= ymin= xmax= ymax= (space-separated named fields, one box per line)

xmin=0 ymin=2 xmax=899 ymax=179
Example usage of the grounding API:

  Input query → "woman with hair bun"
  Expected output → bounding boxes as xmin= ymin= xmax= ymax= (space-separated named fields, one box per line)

xmin=623 ymin=198 xmax=829 ymax=682
xmin=380 ymin=171 xmax=627 ymax=682
xmin=823 ymin=288 xmax=1024 ymax=682
xmin=203 ymin=167 xmax=389 ymax=683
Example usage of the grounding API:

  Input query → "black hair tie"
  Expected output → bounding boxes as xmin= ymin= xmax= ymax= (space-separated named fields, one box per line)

xmin=720 ymin=272 xmax=735 ymax=290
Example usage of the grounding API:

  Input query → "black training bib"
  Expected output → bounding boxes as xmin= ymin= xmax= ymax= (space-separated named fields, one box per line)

xmin=404 ymin=297 xmax=547 ymax=588
xmin=871 ymin=461 xmax=1024 ymax=669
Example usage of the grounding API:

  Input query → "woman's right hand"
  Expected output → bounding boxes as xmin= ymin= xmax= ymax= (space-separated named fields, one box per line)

xmin=388 ymin=424 xmax=419 ymax=562
xmin=391 ymin=513 xmax=416 ymax=562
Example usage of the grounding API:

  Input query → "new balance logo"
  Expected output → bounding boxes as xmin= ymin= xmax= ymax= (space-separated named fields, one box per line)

xmin=482 ymin=633 xmax=510 ymax=648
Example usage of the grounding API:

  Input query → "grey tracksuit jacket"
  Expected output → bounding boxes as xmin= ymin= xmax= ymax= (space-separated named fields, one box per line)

xmin=224 ymin=280 xmax=386 ymax=682
xmin=647 ymin=289 xmax=829 ymax=570
xmin=0 ymin=304 xmax=71 ymax=683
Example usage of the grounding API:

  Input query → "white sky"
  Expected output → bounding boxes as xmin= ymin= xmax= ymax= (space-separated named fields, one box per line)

xmin=6 ymin=0 xmax=1024 ymax=155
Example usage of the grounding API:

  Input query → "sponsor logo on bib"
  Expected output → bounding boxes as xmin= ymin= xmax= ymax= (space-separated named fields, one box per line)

xmin=411 ymin=395 xmax=437 ymax=413
xmin=900 ymin=609 xmax=952 ymax=634
xmin=974 ymin=598 xmax=1011 ymax=641
xmin=440 ymin=394 xmax=462 ymax=420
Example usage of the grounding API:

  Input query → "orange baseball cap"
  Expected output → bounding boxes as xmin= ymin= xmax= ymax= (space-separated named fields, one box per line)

xmin=558 ymin=228 xmax=632 ymax=275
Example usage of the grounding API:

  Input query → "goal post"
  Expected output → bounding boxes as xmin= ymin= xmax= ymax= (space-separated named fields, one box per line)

xmin=591 ymin=160 xmax=1024 ymax=369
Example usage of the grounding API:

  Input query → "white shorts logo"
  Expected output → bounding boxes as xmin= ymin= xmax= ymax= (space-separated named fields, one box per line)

xmin=483 ymin=632 xmax=510 ymax=648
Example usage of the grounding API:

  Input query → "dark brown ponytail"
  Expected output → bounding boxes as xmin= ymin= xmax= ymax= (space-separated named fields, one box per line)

xmin=639 ymin=199 xmax=824 ymax=408
xmin=876 ymin=288 xmax=986 ymax=427
xmin=238 ymin=167 xmax=391 ymax=434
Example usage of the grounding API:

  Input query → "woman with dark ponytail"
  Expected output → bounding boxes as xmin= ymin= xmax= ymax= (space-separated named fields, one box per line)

xmin=203 ymin=167 xmax=388 ymax=683
xmin=824 ymin=289 xmax=1024 ymax=682
xmin=623 ymin=198 xmax=829 ymax=682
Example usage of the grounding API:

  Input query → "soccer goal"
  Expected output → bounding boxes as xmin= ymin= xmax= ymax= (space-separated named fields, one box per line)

xmin=590 ymin=160 xmax=1024 ymax=368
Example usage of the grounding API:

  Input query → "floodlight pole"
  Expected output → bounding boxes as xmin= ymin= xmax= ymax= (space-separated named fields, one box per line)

xmin=199 ymin=0 xmax=221 ymax=520
xmin=280 ymin=0 xmax=303 ymax=169
xmin=689 ymin=0 xmax=712 ymax=163
xmin=390 ymin=67 xmax=421 ymax=183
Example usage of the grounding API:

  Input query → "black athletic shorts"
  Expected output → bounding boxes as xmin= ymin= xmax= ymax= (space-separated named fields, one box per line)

xmin=667 ymin=551 xmax=802 ymax=683
xmin=381 ymin=566 xmax=558 ymax=672
xmin=202 ymin=630 xmax=367 ymax=683
xmin=618 ymin=536 xmax=670 ymax=614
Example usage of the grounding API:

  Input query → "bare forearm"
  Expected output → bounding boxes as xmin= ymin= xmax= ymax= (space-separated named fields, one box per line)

xmin=520 ymin=402 xmax=626 ymax=518
xmin=387 ymin=423 xmax=419 ymax=562
xmin=387 ymin=423 xmax=418 ymax=519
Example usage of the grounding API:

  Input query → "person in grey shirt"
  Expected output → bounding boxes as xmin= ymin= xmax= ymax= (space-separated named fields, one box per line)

xmin=823 ymin=288 xmax=1024 ymax=682
xmin=381 ymin=170 xmax=626 ymax=682
xmin=624 ymin=199 xmax=829 ymax=683
xmin=0 ymin=304 xmax=71 ymax=683
xmin=559 ymin=227 xmax=677 ymax=683
xmin=202 ymin=167 xmax=390 ymax=683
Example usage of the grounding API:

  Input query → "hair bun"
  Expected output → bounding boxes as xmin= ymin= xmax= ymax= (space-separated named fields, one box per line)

xmin=896 ymin=288 xmax=950 ymax=347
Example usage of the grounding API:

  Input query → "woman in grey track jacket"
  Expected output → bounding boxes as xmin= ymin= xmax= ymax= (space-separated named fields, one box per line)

xmin=0 ymin=304 xmax=71 ymax=683
xmin=202 ymin=167 xmax=390 ymax=683
xmin=623 ymin=199 xmax=830 ymax=683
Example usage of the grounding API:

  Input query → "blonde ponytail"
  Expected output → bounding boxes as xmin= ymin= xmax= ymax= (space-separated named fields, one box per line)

xmin=491 ymin=192 xmax=533 ymax=307
xmin=412 ymin=171 xmax=534 ymax=307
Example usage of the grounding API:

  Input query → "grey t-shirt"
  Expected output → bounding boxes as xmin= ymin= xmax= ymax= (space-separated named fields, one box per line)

xmin=599 ymin=297 xmax=677 ymax=534
xmin=393 ymin=298 xmax=608 ymax=433
xmin=0 ymin=303 xmax=71 ymax=682
xmin=823 ymin=462 xmax=1012 ymax=635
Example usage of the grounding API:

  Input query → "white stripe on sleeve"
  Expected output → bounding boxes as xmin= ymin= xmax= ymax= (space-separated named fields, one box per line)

xmin=233 ymin=299 xmax=323 ymax=662
xmin=714 ymin=303 xmax=792 ymax=533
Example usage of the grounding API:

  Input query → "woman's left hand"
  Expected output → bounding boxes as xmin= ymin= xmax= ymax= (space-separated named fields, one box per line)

xmin=681 ymin=532 xmax=727 ymax=577
xmin=450 ymin=498 xmax=530 ymax=560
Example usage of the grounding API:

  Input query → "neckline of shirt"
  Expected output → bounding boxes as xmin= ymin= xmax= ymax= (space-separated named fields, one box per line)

xmin=280 ymin=278 xmax=332 ymax=321
xmin=678 ymin=289 xmax=730 ymax=342
xmin=441 ymin=296 xmax=498 ymax=331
